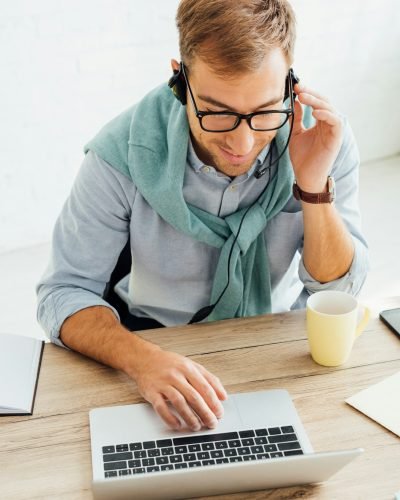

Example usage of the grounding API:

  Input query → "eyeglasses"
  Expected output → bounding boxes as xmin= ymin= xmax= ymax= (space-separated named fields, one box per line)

xmin=181 ymin=64 xmax=294 ymax=133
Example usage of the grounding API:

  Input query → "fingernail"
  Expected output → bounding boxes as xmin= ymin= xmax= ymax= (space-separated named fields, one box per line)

xmin=208 ymin=419 xmax=218 ymax=429
xmin=215 ymin=408 xmax=224 ymax=419
xmin=192 ymin=423 xmax=201 ymax=431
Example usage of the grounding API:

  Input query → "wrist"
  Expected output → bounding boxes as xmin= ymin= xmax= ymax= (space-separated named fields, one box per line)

xmin=293 ymin=176 xmax=335 ymax=204
xmin=295 ymin=178 xmax=328 ymax=193
xmin=120 ymin=333 xmax=162 ymax=380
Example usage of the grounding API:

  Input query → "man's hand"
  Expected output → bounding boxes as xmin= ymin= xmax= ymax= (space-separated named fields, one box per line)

xmin=289 ymin=83 xmax=343 ymax=192
xmin=129 ymin=342 xmax=228 ymax=431
xmin=60 ymin=306 xmax=227 ymax=433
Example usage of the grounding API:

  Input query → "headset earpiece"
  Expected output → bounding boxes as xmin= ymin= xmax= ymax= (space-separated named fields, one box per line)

xmin=168 ymin=62 xmax=187 ymax=105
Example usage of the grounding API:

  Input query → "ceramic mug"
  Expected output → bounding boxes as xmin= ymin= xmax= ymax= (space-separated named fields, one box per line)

xmin=306 ymin=290 xmax=370 ymax=367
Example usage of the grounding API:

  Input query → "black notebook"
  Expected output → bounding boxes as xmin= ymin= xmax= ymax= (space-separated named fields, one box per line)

xmin=0 ymin=333 xmax=44 ymax=415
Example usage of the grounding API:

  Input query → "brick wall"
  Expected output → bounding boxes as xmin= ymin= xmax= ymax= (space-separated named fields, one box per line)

xmin=0 ymin=0 xmax=398 ymax=252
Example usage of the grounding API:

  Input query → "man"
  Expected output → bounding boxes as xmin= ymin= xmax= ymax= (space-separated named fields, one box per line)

xmin=36 ymin=0 xmax=368 ymax=433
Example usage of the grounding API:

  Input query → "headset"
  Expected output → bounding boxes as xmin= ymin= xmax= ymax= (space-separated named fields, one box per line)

xmin=168 ymin=62 xmax=189 ymax=105
xmin=168 ymin=62 xmax=299 ymax=179
xmin=168 ymin=61 xmax=298 ymax=106
xmin=168 ymin=62 xmax=300 ymax=324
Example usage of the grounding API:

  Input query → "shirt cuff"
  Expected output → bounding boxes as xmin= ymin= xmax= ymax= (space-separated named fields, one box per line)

xmin=298 ymin=236 xmax=369 ymax=297
xmin=37 ymin=288 xmax=120 ymax=349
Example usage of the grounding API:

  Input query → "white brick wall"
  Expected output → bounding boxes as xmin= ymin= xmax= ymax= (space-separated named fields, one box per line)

xmin=1 ymin=0 xmax=399 ymax=253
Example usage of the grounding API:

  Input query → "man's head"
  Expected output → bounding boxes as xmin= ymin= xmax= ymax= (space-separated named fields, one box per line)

xmin=173 ymin=0 xmax=296 ymax=177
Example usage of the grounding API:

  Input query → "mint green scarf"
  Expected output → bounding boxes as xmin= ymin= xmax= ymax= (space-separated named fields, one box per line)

xmin=84 ymin=83 xmax=307 ymax=321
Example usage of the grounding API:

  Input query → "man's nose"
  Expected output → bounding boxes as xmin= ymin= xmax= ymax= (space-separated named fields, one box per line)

xmin=225 ymin=120 xmax=255 ymax=156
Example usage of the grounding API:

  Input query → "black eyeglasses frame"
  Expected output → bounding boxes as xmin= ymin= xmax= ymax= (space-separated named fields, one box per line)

xmin=181 ymin=63 xmax=295 ymax=133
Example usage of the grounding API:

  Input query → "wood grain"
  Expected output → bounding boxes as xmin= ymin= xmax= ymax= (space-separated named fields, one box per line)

xmin=1 ymin=300 xmax=399 ymax=500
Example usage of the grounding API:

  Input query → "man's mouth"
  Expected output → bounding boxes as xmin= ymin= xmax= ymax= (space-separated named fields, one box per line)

xmin=218 ymin=146 xmax=253 ymax=165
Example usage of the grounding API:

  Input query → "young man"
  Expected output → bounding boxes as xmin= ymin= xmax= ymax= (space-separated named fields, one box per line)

xmin=36 ymin=0 xmax=368 ymax=432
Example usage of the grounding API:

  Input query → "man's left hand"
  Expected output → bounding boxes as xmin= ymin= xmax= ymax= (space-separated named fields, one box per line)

xmin=289 ymin=83 xmax=343 ymax=192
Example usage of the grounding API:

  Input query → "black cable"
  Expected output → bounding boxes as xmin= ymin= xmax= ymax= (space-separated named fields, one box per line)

xmin=254 ymin=107 xmax=295 ymax=178
xmin=188 ymin=139 xmax=277 ymax=324
xmin=188 ymin=72 xmax=297 ymax=324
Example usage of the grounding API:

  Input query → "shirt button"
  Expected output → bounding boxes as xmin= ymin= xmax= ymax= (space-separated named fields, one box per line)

xmin=203 ymin=166 xmax=211 ymax=173
xmin=229 ymin=185 xmax=238 ymax=191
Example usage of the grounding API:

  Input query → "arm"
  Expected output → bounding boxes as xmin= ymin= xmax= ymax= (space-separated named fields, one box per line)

xmin=290 ymin=84 xmax=368 ymax=286
xmin=60 ymin=305 xmax=226 ymax=431
xmin=302 ymin=202 xmax=354 ymax=283
xmin=37 ymin=151 xmax=226 ymax=430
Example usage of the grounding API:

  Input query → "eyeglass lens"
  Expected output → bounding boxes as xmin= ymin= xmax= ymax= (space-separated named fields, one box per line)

xmin=201 ymin=112 xmax=288 ymax=132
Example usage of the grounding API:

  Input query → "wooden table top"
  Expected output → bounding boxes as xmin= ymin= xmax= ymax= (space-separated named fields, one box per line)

xmin=1 ymin=298 xmax=400 ymax=499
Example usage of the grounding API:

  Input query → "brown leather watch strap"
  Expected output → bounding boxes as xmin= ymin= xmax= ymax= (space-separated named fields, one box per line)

xmin=293 ymin=176 xmax=335 ymax=204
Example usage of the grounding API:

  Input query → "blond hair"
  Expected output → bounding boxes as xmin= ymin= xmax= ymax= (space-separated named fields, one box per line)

xmin=176 ymin=0 xmax=296 ymax=77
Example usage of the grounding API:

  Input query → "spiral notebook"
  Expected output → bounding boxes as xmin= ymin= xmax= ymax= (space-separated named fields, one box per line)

xmin=0 ymin=333 xmax=44 ymax=415
xmin=345 ymin=371 xmax=400 ymax=437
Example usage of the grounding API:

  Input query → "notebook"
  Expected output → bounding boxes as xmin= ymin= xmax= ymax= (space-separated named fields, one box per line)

xmin=89 ymin=389 xmax=363 ymax=499
xmin=346 ymin=371 xmax=400 ymax=437
xmin=0 ymin=332 xmax=44 ymax=415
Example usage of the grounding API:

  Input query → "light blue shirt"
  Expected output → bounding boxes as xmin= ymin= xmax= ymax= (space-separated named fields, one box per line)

xmin=36 ymin=117 xmax=369 ymax=347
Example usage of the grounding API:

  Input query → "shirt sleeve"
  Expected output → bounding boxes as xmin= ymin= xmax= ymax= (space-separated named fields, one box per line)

xmin=36 ymin=151 xmax=135 ymax=348
xmin=298 ymin=115 xmax=369 ymax=297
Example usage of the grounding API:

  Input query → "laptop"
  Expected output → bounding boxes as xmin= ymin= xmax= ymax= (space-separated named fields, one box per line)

xmin=89 ymin=389 xmax=363 ymax=499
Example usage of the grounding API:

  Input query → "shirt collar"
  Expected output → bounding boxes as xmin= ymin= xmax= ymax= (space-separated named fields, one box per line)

xmin=187 ymin=137 xmax=271 ymax=180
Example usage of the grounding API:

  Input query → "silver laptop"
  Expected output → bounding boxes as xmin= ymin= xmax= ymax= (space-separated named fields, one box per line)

xmin=89 ymin=389 xmax=363 ymax=499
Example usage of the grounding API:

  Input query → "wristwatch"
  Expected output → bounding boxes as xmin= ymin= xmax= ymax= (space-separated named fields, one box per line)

xmin=293 ymin=176 xmax=335 ymax=204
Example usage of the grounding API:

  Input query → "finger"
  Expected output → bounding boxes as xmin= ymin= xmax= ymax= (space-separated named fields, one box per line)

xmin=297 ymin=92 xmax=334 ymax=113
xmin=190 ymin=364 xmax=227 ymax=416
xmin=164 ymin=387 xmax=203 ymax=431
xmin=294 ymin=83 xmax=329 ymax=103
xmin=182 ymin=384 xmax=220 ymax=429
xmin=195 ymin=363 xmax=228 ymax=403
xmin=290 ymin=99 xmax=305 ymax=134
xmin=312 ymin=109 xmax=341 ymax=128
xmin=151 ymin=394 xmax=182 ymax=431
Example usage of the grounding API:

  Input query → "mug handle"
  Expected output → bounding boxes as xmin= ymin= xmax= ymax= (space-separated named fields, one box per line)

xmin=356 ymin=306 xmax=370 ymax=337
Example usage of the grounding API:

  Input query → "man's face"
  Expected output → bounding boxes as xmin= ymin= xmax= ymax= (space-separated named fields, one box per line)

xmin=174 ymin=48 xmax=289 ymax=178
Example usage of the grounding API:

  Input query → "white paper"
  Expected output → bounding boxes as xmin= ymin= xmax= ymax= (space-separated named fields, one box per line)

xmin=346 ymin=371 xmax=400 ymax=437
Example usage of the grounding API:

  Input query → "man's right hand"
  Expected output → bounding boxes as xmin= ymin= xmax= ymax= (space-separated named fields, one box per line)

xmin=129 ymin=341 xmax=228 ymax=431
xmin=59 ymin=306 xmax=227 ymax=431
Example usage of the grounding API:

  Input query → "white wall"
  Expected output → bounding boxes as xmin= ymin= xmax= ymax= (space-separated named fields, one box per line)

xmin=292 ymin=0 xmax=400 ymax=162
xmin=1 ymin=0 xmax=399 ymax=253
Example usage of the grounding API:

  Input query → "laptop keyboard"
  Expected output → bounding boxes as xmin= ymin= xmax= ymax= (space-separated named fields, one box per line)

xmin=102 ymin=426 xmax=303 ymax=478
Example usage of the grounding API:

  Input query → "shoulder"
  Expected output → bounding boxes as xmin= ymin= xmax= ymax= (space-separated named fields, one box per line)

xmin=83 ymin=105 xmax=134 ymax=178
xmin=77 ymin=150 xmax=137 ymax=210
xmin=83 ymin=83 xmax=174 ymax=176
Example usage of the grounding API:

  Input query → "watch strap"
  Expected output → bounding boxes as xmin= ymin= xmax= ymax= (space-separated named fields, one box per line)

xmin=293 ymin=176 xmax=335 ymax=204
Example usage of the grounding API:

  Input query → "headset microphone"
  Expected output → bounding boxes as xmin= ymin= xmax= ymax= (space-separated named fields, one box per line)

xmin=255 ymin=68 xmax=299 ymax=179
xmin=254 ymin=111 xmax=294 ymax=179
xmin=188 ymin=140 xmax=277 ymax=325
xmin=170 ymin=64 xmax=300 ymax=324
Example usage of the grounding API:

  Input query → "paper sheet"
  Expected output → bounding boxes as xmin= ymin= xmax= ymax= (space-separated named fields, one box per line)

xmin=346 ymin=371 xmax=400 ymax=437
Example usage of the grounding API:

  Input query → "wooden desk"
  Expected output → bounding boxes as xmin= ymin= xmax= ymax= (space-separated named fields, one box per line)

xmin=1 ymin=302 xmax=400 ymax=500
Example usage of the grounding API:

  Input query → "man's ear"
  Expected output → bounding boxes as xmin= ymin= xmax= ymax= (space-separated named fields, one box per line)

xmin=171 ymin=58 xmax=180 ymax=73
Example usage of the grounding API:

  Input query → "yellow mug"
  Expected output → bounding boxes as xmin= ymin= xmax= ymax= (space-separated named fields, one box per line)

xmin=306 ymin=290 xmax=370 ymax=367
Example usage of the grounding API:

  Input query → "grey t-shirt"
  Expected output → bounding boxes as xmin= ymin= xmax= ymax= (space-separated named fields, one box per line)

xmin=36 ymin=117 xmax=368 ymax=347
